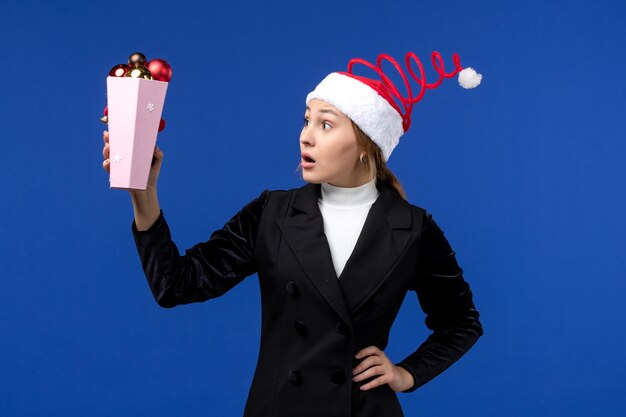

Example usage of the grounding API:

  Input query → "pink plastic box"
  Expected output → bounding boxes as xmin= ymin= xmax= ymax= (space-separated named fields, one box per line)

xmin=106 ymin=77 xmax=168 ymax=190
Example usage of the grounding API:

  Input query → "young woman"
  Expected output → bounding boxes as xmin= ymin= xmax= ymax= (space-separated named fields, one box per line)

xmin=102 ymin=51 xmax=483 ymax=417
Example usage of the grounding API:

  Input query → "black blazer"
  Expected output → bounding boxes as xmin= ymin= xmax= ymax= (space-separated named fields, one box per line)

xmin=132 ymin=180 xmax=483 ymax=417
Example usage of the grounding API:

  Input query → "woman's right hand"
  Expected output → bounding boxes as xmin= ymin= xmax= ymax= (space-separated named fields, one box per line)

xmin=102 ymin=131 xmax=164 ymax=194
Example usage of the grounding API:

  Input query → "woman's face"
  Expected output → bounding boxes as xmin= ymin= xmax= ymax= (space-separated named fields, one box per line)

xmin=300 ymin=99 xmax=370 ymax=187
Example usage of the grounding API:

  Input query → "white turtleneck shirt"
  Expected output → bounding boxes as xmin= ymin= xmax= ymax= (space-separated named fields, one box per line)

xmin=318 ymin=179 xmax=380 ymax=278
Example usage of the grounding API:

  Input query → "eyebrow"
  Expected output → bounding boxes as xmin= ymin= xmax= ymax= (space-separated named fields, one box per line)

xmin=305 ymin=106 xmax=339 ymax=117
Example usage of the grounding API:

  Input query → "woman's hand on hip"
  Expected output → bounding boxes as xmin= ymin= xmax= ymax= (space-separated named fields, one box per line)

xmin=353 ymin=346 xmax=414 ymax=392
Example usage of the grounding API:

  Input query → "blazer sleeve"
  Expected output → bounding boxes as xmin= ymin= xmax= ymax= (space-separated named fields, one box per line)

xmin=131 ymin=189 xmax=271 ymax=308
xmin=395 ymin=212 xmax=484 ymax=392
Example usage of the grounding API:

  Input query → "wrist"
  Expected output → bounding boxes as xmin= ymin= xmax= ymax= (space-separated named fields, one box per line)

xmin=129 ymin=187 xmax=161 ymax=232
xmin=395 ymin=365 xmax=415 ymax=391
xmin=129 ymin=186 xmax=158 ymax=202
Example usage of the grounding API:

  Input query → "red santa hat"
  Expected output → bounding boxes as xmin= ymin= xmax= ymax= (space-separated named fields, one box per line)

xmin=306 ymin=51 xmax=482 ymax=161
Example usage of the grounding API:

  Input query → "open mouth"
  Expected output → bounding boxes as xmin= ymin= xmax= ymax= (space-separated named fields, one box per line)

xmin=302 ymin=155 xmax=316 ymax=163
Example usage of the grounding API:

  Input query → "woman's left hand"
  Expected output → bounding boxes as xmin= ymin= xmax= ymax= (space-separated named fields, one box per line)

xmin=352 ymin=346 xmax=414 ymax=392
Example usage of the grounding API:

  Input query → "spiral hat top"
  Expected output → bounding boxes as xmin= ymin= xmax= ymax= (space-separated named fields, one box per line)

xmin=306 ymin=51 xmax=482 ymax=161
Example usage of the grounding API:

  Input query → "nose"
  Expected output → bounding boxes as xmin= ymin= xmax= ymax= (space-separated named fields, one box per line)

xmin=300 ymin=130 xmax=314 ymax=147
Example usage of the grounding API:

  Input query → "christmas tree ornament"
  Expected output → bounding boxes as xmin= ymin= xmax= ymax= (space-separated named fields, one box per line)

xmin=306 ymin=51 xmax=482 ymax=161
xmin=100 ymin=106 xmax=109 ymax=124
xmin=128 ymin=52 xmax=147 ymax=67
xmin=158 ymin=118 xmax=166 ymax=132
xmin=126 ymin=65 xmax=153 ymax=79
xmin=146 ymin=59 xmax=173 ymax=82
xmin=109 ymin=64 xmax=130 ymax=77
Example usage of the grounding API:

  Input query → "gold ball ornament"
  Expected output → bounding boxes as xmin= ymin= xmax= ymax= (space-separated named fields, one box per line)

xmin=125 ymin=65 xmax=153 ymax=80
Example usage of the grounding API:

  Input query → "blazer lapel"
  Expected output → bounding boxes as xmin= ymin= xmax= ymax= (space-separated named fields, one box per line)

xmin=276 ymin=183 xmax=352 ymax=329
xmin=337 ymin=181 xmax=419 ymax=314
xmin=276 ymin=181 xmax=419 ymax=326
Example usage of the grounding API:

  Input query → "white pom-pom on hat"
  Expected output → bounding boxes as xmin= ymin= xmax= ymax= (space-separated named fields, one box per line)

xmin=458 ymin=67 xmax=482 ymax=89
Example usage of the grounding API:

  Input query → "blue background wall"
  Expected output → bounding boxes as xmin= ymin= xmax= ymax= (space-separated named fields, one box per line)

xmin=1 ymin=0 xmax=625 ymax=415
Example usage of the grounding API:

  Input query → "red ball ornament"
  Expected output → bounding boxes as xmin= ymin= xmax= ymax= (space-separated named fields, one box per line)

xmin=158 ymin=118 xmax=166 ymax=132
xmin=147 ymin=59 xmax=173 ymax=82
xmin=104 ymin=105 xmax=108 ymax=116
xmin=109 ymin=64 xmax=130 ymax=77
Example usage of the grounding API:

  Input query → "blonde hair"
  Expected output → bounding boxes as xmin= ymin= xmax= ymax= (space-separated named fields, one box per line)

xmin=352 ymin=122 xmax=407 ymax=201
